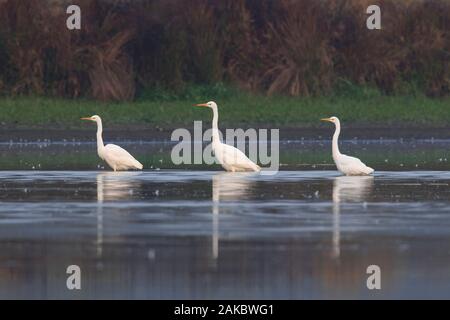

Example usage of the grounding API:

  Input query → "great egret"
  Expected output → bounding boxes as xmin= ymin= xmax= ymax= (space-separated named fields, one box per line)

xmin=321 ymin=116 xmax=374 ymax=176
xmin=195 ymin=101 xmax=260 ymax=172
xmin=81 ymin=115 xmax=143 ymax=171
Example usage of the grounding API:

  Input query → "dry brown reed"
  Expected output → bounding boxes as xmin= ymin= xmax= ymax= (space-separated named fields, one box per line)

xmin=0 ymin=0 xmax=448 ymax=99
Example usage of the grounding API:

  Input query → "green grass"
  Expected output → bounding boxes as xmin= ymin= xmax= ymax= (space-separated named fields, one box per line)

xmin=0 ymin=84 xmax=449 ymax=129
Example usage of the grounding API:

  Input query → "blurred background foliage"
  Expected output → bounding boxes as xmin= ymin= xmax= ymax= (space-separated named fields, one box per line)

xmin=0 ymin=0 xmax=448 ymax=101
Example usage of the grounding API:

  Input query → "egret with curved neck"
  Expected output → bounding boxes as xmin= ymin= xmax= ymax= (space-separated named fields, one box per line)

xmin=195 ymin=101 xmax=260 ymax=172
xmin=81 ymin=115 xmax=143 ymax=171
xmin=321 ymin=116 xmax=374 ymax=176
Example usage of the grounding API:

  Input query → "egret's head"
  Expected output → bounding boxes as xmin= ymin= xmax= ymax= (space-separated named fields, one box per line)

xmin=321 ymin=116 xmax=339 ymax=124
xmin=194 ymin=101 xmax=217 ymax=109
xmin=81 ymin=115 xmax=101 ymax=122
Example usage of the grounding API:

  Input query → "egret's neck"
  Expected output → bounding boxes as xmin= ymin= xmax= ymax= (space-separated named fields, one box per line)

xmin=211 ymin=106 xmax=221 ymax=145
xmin=96 ymin=120 xmax=105 ymax=153
xmin=332 ymin=122 xmax=342 ymax=158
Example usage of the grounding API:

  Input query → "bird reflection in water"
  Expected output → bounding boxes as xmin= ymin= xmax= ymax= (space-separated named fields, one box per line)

xmin=331 ymin=176 xmax=374 ymax=259
xmin=212 ymin=172 xmax=256 ymax=260
xmin=96 ymin=172 xmax=142 ymax=260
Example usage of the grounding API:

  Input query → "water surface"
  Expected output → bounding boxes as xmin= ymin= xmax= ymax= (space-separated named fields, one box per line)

xmin=1 ymin=168 xmax=450 ymax=299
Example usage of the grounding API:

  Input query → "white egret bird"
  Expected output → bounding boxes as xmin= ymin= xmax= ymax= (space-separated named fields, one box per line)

xmin=81 ymin=115 xmax=143 ymax=171
xmin=321 ymin=116 xmax=374 ymax=176
xmin=195 ymin=101 xmax=260 ymax=172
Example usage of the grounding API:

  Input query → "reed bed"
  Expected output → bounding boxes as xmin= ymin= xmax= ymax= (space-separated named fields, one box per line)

xmin=0 ymin=0 xmax=448 ymax=100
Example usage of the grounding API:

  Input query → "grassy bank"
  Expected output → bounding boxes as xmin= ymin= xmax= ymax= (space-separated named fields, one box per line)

xmin=0 ymin=86 xmax=449 ymax=129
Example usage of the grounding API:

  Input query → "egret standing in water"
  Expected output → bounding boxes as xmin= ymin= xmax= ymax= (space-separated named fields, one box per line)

xmin=81 ymin=115 xmax=143 ymax=171
xmin=321 ymin=116 xmax=374 ymax=176
xmin=195 ymin=101 xmax=260 ymax=172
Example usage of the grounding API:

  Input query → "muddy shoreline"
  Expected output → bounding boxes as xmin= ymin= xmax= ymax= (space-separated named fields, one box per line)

xmin=1 ymin=126 xmax=450 ymax=142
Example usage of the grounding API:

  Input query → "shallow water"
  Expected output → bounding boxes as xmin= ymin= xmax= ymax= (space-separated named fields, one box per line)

xmin=1 ymin=168 xmax=450 ymax=299
xmin=1 ymin=138 xmax=450 ymax=170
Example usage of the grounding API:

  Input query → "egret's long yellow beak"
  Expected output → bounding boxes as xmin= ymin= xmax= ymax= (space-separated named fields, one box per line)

xmin=321 ymin=118 xmax=332 ymax=122
xmin=81 ymin=117 xmax=93 ymax=121
xmin=194 ymin=103 xmax=208 ymax=107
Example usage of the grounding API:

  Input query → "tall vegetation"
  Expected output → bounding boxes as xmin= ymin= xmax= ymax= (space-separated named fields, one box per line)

xmin=0 ymin=0 xmax=448 ymax=100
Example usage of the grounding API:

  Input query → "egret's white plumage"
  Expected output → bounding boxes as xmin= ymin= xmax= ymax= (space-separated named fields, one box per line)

xmin=81 ymin=115 xmax=143 ymax=171
xmin=321 ymin=116 xmax=374 ymax=176
xmin=195 ymin=101 xmax=260 ymax=172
